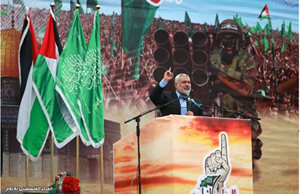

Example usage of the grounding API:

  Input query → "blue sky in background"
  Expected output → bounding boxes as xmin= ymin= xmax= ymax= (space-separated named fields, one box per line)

xmin=96 ymin=0 xmax=299 ymax=32
xmin=3 ymin=0 xmax=299 ymax=32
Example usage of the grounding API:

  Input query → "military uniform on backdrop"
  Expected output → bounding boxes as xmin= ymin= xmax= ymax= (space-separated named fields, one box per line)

xmin=210 ymin=19 xmax=263 ymax=162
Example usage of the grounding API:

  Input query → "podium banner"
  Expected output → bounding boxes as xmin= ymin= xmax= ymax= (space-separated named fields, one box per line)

xmin=114 ymin=115 xmax=253 ymax=194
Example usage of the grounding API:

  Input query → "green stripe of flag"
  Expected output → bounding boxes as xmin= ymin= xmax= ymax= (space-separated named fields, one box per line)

xmin=33 ymin=55 xmax=77 ymax=147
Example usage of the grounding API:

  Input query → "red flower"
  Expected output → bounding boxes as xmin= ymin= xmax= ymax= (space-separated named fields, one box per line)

xmin=62 ymin=176 xmax=80 ymax=193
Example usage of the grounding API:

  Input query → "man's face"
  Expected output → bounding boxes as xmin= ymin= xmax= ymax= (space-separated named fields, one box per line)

xmin=175 ymin=76 xmax=191 ymax=96
xmin=220 ymin=33 xmax=239 ymax=63
xmin=221 ymin=34 xmax=239 ymax=53
xmin=114 ymin=79 xmax=123 ymax=95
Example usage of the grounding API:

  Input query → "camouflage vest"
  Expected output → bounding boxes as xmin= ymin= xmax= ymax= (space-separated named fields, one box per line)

xmin=210 ymin=49 xmax=252 ymax=80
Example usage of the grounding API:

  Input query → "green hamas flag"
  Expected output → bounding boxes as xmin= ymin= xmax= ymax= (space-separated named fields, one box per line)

xmin=121 ymin=0 xmax=159 ymax=78
xmin=157 ymin=16 xmax=163 ymax=29
xmin=214 ymin=13 xmax=219 ymax=30
xmin=54 ymin=0 xmax=62 ymax=19
xmin=87 ymin=0 xmax=99 ymax=11
xmin=184 ymin=11 xmax=194 ymax=37
xmin=184 ymin=10 xmax=191 ymax=26
xmin=287 ymin=22 xmax=292 ymax=41
xmin=256 ymin=21 xmax=262 ymax=33
xmin=234 ymin=15 xmax=243 ymax=27
xmin=250 ymin=26 xmax=256 ymax=34
xmin=200 ymin=175 xmax=221 ymax=188
xmin=77 ymin=9 xmax=104 ymax=147
xmin=1 ymin=11 xmax=7 ymax=16
xmin=263 ymin=35 xmax=269 ymax=51
xmin=112 ymin=11 xmax=116 ymax=30
xmin=56 ymin=10 xmax=90 ymax=145
xmin=204 ymin=22 xmax=208 ymax=32
xmin=264 ymin=23 xmax=270 ymax=35
xmin=281 ymin=40 xmax=286 ymax=52
xmin=122 ymin=0 xmax=158 ymax=56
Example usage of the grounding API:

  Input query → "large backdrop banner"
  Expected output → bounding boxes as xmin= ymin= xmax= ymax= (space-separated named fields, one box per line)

xmin=0 ymin=0 xmax=298 ymax=193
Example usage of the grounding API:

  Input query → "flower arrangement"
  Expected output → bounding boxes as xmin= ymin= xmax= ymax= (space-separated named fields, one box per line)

xmin=49 ymin=172 xmax=81 ymax=194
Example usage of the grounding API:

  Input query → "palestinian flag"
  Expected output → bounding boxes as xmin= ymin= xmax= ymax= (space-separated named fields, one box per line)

xmin=18 ymin=13 xmax=39 ymax=99
xmin=258 ymin=4 xmax=270 ymax=21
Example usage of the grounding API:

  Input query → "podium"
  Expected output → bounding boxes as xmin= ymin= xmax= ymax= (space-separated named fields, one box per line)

xmin=114 ymin=115 xmax=253 ymax=194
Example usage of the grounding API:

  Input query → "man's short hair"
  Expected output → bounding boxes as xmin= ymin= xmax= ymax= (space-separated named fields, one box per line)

xmin=174 ymin=73 xmax=189 ymax=84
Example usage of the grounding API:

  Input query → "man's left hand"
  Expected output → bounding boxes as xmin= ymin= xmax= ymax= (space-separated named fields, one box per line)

xmin=186 ymin=111 xmax=194 ymax=116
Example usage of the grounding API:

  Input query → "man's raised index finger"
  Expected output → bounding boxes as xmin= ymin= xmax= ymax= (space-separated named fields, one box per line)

xmin=220 ymin=133 xmax=228 ymax=162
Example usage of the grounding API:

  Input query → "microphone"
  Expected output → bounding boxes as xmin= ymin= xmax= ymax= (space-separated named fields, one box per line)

xmin=190 ymin=98 xmax=202 ymax=108
xmin=181 ymin=92 xmax=192 ymax=112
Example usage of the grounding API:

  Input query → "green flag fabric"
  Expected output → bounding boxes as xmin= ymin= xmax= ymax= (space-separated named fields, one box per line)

xmin=1 ymin=11 xmax=8 ymax=16
xmin=263 ymin=36 xmax=269 ymax=51
xmin=18 ymin=8 xmax=76 ymax=160
xmin=254 ymin=40 xmax=259 ymax=46
xmin=54 ymin=0 xmax=62 ymax=19
xmin=157 ymin=16 xmax=163 ymax=29
xmin=87 ymin=0 xmax=99 ymax=11
xmin=77 ymin=10 xmax=104 ymax=147
xmin=245 ymin=23 xmax=249 ymax=29
xmin=264 ymin=23 xmax=270 ymax=35
xmin=189 ymin=24 xmax=194 ymax=38
xmin=112 ymin=11 xmax=116 ymax=30
xmin=7 ymin=0 xmax=12 ymax=13
xmin=76 ymin=0 xmax=85 ymax=15
xmin=287 ymin=22 xmax=292 ymax=41
xmin=200 ymin=175 xmax=221 ymax=188
xmin=121 ymin=0 xmax=158 ymax=57
xmin=214 ymin=13 xmax=219 ymax=30
xmin=33 ymin=10 xmax=77 ymax=149
xmin=184 ymin=11 xmax=194 ymax=37
xmin=256 ymin=21 xmax=262 ymax=34
xmin=250 ymin=26 xmax=256 ymax=34
xmin=270 ymin=37 xmax=275 ymax=44
xmin=281 ymin=40 xmax=286 ymax=52
xmin=184 ymin=11 xmax=191 ymax=26
xmin=121 ymin=0 xmax=158 ymax=78
xmin=234 ymin=16 xmax=243 ymax=27
xmin=56 ymin=10 xmax=91 ymax=145
xmin=204 ymin=22 xmax=208 ymax=32
xmin=13 ymin=0 xmax=26 ymax=18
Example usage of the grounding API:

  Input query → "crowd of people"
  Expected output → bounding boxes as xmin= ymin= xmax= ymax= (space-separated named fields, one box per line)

xmin=1 ymin=5 xmax=298 ymax=118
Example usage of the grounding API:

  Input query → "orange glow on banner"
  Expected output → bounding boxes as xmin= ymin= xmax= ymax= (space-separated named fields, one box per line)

xmin=114 ymin=115 xmax=253 ymax=194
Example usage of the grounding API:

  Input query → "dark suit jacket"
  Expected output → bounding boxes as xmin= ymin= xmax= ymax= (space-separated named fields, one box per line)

xmin=150 ymin=84 xmax=203 ymax=116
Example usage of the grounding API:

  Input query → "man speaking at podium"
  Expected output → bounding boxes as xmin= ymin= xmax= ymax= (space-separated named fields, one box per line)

xmin=150 ymin=68 xmax=203 ymax=116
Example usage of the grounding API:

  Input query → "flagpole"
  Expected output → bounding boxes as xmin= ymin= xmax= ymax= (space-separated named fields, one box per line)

xmin=267 ymin=11 xmax=278 ymax=108
xmin=26 ymin=156 xmax=29 ymax=186
xmin=51 ymin=136 xmax=54 ymax=182
xmin=75 ymin=3 xmax=81 ymax=179
xmin=95 ymin=4 xmax=105 ymax=193
xmin=50 ymin=3 xmax=55 ymax=183
xmin=76 ymin=136 xmax=79 ymax=178
xmin=100 ymin=146 xmax=104 ymax=194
